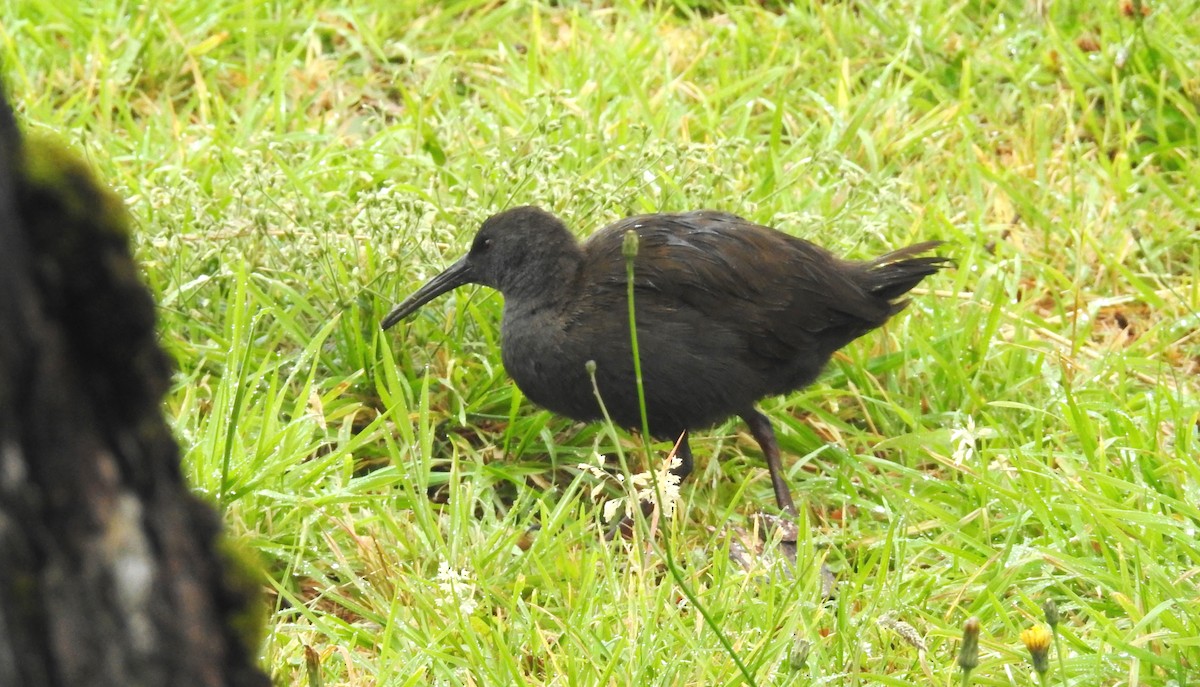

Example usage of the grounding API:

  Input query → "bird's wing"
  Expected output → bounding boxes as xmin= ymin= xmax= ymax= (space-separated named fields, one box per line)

xmin=581 ymin=211 xmax=892 ymax=366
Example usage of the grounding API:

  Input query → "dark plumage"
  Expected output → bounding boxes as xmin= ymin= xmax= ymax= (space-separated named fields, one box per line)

xmin=383 ymin=206 xmax=950 ymax=514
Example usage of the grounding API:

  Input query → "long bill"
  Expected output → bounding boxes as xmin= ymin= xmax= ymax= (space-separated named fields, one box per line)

xmin=381 ymin=255 xmax=474 ymax=330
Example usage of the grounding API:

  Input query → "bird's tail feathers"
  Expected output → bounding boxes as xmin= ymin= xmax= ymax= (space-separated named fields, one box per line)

xmin=865 ymin=241 xmax=953 ymax=303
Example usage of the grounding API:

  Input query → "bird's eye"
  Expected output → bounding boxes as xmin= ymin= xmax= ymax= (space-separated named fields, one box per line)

xmin=480 ymin=238 xmax=493 ymax=250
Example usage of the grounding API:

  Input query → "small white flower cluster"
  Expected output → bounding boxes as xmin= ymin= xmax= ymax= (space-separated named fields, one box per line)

xmin=433 ymin=561 xmax=478 ymax=616
xmin=577 ymin=452 xmax=683 ymax=522
xmin=950 ymin=415 xmax=996 ymax=464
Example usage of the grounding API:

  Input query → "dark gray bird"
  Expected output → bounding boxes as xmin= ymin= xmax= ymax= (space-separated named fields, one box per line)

xmin=383 ymin=206 xmax=949 ymax=514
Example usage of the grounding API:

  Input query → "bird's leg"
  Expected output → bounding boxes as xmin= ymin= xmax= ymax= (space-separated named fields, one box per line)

xmin=741 ymin=409 xmax=797 ymax=516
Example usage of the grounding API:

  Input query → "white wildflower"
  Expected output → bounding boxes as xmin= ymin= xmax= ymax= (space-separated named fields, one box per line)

xmin=950 ymin=416 xmax=996 ymax=464
xmin=580 ymin=452 xmax=683 ymax=521
xmin=434 ymin=561 xmax=478 ymax=616
xmin=633 ymin=454 xmax=682 ymax=518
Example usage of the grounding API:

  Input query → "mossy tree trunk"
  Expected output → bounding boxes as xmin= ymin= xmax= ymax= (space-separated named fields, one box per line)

xmin=0 ymin=89 xmax=271 ymax=686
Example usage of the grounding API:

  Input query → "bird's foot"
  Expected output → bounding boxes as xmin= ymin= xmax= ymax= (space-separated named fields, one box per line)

xmin=721 ymin=513 xmax=835 ymax=597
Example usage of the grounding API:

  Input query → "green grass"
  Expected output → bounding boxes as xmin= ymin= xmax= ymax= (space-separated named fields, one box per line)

xmin=4 ymin=0 xmax=1199 ymax=684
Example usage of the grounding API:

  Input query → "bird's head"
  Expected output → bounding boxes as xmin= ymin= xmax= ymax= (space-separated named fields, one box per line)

xmin=381 ymin=205 xmax=579 ymax=329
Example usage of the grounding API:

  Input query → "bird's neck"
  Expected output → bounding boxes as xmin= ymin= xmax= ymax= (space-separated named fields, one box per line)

xmin=502 ymin=249 xmax=583 ymax=307
xmin=496 ymin=230 xmax=584 ymax=306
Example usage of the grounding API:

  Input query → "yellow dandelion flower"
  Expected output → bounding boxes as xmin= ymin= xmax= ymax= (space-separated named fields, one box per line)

xmin=1021 ymin=625 xmax=1052 ymax=675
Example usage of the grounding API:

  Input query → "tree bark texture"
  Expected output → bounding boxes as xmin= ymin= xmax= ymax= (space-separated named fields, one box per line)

xmin=0 ymin=88 xmax=271 ymax=687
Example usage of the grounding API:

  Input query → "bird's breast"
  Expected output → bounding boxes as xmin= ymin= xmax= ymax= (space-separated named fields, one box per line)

xmin=499 ymin=304 xmax=604 ymax=424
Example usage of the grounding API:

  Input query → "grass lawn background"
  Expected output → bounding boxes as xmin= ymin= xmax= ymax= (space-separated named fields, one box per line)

xmin=2 ymin=0 xmax=1198 ymax=684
